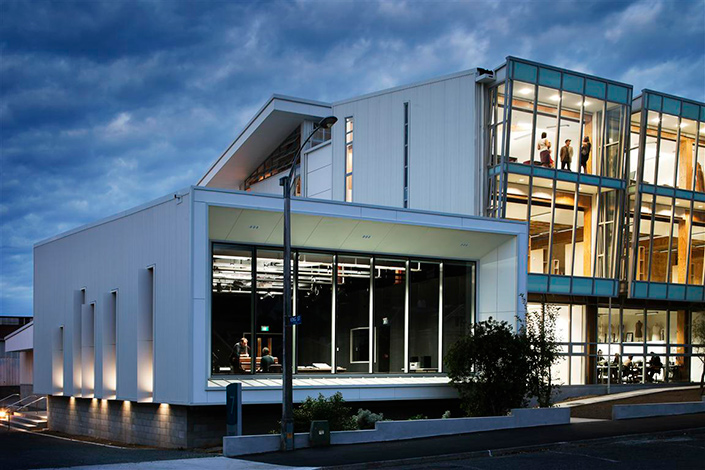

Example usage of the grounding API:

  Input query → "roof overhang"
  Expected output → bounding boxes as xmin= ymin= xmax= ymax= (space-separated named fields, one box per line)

xmin=199 ymin=188 xmax=527 ymax=262
xmin=4 ymin=321 xmax=33 ymax=352
xmin=198 ymin=95 xmax=332 ymax=190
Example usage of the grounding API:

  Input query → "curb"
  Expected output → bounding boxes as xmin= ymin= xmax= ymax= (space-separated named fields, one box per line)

xmin=320 ymin=425 xmax=705 ymax=470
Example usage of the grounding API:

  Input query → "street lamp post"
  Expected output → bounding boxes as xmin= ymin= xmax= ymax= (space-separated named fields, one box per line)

xmin=280 ymin=116 xmax=337 ymax=452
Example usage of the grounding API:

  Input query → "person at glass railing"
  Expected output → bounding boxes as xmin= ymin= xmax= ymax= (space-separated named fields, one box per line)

xmin=559 ymin=139 xmax=573 ymax=171
xmin=537 ymin=132 xmax=552 ymax=167
xmin=579 ymin=136 xmax=591 ymax=173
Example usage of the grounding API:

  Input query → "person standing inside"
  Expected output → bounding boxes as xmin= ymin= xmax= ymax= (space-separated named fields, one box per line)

xmin=559 ymin=139 xmax=573 ymax=170
xmin=230 ymin=337 xmax=250 ymax=374
xmin=537 ymin=132 xmax=552 ymax=167
xmin=579 ymin=136 xmax=591 ymax=173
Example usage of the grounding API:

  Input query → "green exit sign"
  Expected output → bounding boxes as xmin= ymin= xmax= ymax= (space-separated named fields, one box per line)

xmin=260 ymin=326 xmax=269 ymax=332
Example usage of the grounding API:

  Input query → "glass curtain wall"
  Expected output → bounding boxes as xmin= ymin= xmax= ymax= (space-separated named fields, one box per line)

xmin=595 ymin=305 xmax=695 ymax=384
xmin=528 ymin=302 xmax=586 ymax=385
xmin=489 ymin=59 xmax=631 ymax=290
xmin=211 ymin=244 xmax=475 ymax=377
xmin=504 ymin=175 xmax=619 ymax=280
xmin=631 ymin=93 xmax=705 ymax=290
xmin=502 ymin=60 xmax=630 ymax=177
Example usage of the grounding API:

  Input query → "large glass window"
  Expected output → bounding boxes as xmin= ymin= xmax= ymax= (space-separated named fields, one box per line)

xmin=255 ymin=250 xmax=284 ymax=373
xmin=211 ymin=246 xmax=253 ymax=375
xmin=211 ymin=245 xmax=475 ymax=377
xmin=296 ymin=253 xmax=333 ymax=372
xmin=442 ymin=263 xmax=474 ymax=360
xmin=503 ymin=59 xmax=629 ymax=177
xmin=336 ymin=255 xmax=371 ymax=373
xmin=374 ymin=259 xmax=406 ymax=373
xmin=408 ymin=261 xmax=440 ymax=372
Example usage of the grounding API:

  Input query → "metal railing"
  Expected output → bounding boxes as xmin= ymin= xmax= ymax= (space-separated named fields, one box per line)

xmin=3 ymin=394 xmax=46 ymax=412
xmin=16 ymin=396 xmax=46 ymax=413
xmin=0 ymin=393 xmax=19 ymax=407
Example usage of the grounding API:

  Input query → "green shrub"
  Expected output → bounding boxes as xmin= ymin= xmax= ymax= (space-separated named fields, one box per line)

xmin=445 ymin=317 xmax=529 ymax=417
xmin=354 ymin=408 xmax=384 ymax=429
xmin=293 ymin=392 xmax=356 ymax=433
xmin=409 ymin=414 xmax=428 ymax=420
xmin=441 ymin=410 xmax=451 ymax=419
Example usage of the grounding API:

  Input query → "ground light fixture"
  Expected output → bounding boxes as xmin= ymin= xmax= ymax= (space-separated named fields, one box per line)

xmin=280 ymin=115 xmax=338 ymax=451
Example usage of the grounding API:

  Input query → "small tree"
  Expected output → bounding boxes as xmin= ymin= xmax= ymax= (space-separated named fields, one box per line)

xmin=445 ymin=317 xmax=529 ymax=416
xmin=692 ymin=312 xmax=705 ymax=396
xmin=520 ymin=298 xmax=562 ymax=408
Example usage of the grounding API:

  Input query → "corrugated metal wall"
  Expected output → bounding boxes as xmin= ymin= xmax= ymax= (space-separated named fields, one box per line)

xmin=34 ymin=193 xmax=192 ymax=404
xmin=331 ymin=72 xmax=479 ymax=216
xmin=0 ymin=349 xmax=20 ymax=386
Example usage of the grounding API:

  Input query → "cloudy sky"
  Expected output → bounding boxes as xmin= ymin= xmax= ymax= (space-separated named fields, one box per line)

xmin=1 ymin=0 xmax=704 ymax=315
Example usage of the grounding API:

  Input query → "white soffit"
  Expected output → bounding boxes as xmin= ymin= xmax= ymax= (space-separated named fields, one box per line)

xmin=199 ymin=96 xmax=332 ymax=190
xmin=209 ymin=206 xmax=514 ymax=260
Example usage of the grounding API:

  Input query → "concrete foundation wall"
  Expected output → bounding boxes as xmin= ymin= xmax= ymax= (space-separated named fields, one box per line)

xmin=612 ymin=399 xmax=705 ymax=420
xmin=223 ymin=407 xmax=571 ymax=457
xmin=48 ymin=396 xmax=224 ymax=448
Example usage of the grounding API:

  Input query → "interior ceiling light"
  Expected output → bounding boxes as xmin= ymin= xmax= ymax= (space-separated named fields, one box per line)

xmin=519 ymin=88 xmax=532 ymax=95
xmin=679 ymin=122 xmax=688 ymax=128
xmin=581 ymin=101 xmax=591 ymax=106
xmin=651 ymin=117 xmax=661 ymax=123
xmin=550 ymin=95 xmax=561 ymax=102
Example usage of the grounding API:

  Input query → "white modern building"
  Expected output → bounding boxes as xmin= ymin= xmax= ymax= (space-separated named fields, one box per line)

xmin=34 ymin=56 xmax=705 ymax=448
xmin=34 ymin=67 xmax=528 ymax=447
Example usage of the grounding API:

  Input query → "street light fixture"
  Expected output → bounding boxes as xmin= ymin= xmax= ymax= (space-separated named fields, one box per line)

xmin=280 ymin=115 xmax=337 ymax=451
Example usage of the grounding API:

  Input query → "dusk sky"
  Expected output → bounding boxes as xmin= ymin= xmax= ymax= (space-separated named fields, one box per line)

xmin=1 ymin=0 xmax=704 ymax=316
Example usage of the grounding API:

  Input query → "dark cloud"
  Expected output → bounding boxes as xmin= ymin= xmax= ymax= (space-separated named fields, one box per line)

xmin=1 ymin=0 xmax=704 ymax=314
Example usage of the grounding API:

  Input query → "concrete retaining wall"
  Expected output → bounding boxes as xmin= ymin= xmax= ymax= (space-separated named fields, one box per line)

xmin=612 ymin=398 xmax=705 ymax=420
xmin=48 ymin=396 xmax=224 ymax=448
xmin=223 ymin=407 xmax=570 ymax=457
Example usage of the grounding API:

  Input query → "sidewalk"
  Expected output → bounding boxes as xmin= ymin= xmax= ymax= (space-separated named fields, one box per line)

xmin=239 ymin=413 xmax=705 ymax=469
xmin=37 ymin=457 xmax=313 ymax=470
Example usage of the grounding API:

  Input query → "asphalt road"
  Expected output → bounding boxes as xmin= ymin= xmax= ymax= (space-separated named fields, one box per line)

xmin=1 ymin=413 xmax=704 ymax=470
xmin=391 ymin=430 xmax=705 ymax=470
xmin=0 ymin=428 xmax=208 ymax=470
xmin=243 ymin=413 xmax=705 ymax=468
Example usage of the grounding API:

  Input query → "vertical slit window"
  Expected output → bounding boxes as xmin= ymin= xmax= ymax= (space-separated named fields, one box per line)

xmin=105 ymin=290 xmax=117 ymax=398
xmin=138 ymin=266 xmax=154 ymax=400
xmin=403 ymin=102 xmax=410 ymax=208
xmin=81 ymin=302 xmax=95 ymax=397
xmin=345 ymin=117 xmax=354 ymax=202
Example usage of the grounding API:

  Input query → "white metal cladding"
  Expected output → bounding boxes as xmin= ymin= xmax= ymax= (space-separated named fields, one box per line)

xmin=331 ymin=72 xmax=479 ymax=216
xmin=205 ymin=376 xmax=457 ymax=405
xmin=33 ymin=186 xmax=526 ymax=407
xmin=33 ymin=194 xmax=192 ymax=405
